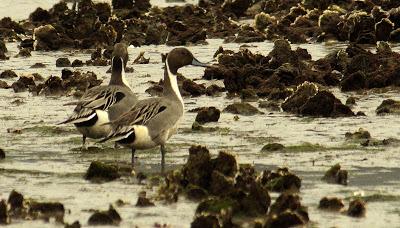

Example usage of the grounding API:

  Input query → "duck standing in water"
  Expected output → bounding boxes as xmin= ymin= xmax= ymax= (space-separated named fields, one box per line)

xmin=99 ymin=48 xmax=209 ymax=173
xmin=60 ymin=43 xmax=137 ymax=149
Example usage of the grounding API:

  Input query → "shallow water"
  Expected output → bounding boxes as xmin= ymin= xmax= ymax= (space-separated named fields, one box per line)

xmin=1 ymin=1 xmax=400 ymax=228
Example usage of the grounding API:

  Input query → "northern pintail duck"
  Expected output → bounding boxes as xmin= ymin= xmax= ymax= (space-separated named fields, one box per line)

xmin=99 ymin=48 xmax=208 ymax=173
xmin=60 ymin=43 xmax=138 ymax=149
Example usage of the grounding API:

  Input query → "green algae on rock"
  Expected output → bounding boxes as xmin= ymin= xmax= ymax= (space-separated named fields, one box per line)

xmin=85 ymin=161 xmax=121 ymax=182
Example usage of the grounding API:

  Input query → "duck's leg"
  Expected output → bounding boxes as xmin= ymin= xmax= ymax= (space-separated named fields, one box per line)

xmin=82 ymin=135 xmax=87 ymax=150
xmin=160 ymin=145 xmax=166 ymax=174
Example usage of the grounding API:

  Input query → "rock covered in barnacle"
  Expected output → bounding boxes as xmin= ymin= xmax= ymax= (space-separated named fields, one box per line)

xmin=88 ymin=205 xmax=121 ymax=225
xmin=56 ymin=57 xmax=71 ymax=67
xmin=257 ymin=167 xmax=301 ymax=192
xmin=282 ymin=82 xmax=354 ymax=117
xmin=35 ymin=70 xmax=102 ymax=96
xmin=11 ymin=76 xmax=36 ymax=93
xmin=263 ymin=193 xmax=309 ymax=228
xmin=195 ymin=107 xmax=221 ymax=124
xmin=85 ymin=161 xmax=121 ymax=182
xmin=376 ymin=99 xmax=400 ymax=115
xmin=0 ymin=200 xmax=9 ymax=225
xmin=318 ymin=197 xmax=345 ymax=211
xmin=347 ymin=199 xmax=366 ymax=217
xmin=322 ymin=164 xmax=348 ymax=185
xmin=223 ymin=102 xmax=263 ymax=116
xmin=28 ymin=201 xmax=65 ymax=222
xmin=0 ymin=70 xmax=17 ymax=79
xmin=136 ymin=191 xmax=155 ymax=207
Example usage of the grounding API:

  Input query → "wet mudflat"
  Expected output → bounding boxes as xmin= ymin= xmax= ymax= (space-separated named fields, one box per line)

xmin=1 ymin=40 xmax=400 ymax=227
xmin=1 ymin=0 xmax=400 ymax=227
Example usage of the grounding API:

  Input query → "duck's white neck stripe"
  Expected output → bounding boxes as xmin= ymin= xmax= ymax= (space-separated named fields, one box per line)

xmin=166 ymin=60 xmax=184 ymax=106
xmin=121 ymin=63 xmax=133 ymax=91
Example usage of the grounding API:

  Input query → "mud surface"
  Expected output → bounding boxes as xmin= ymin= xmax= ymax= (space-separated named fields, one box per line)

xmin=1 ymin=1 xmax=400 ymax=227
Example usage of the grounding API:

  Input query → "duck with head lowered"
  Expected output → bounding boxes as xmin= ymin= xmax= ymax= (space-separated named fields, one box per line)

xmin=60 ymin=43 xmax=138 ymax=149
xmin=99 ymin=48 xmax=209 ymax=173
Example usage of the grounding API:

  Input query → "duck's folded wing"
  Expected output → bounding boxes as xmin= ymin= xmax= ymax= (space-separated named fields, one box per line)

xmin=79 ymin=86 xmax=126 ymax=111
xmin=59 ymin=86 xmax=126 ymax=125
xmin=114 ymin=99 xmax=167 ymax=126
xmin=99 ymin=99 xmax=167 ymax=142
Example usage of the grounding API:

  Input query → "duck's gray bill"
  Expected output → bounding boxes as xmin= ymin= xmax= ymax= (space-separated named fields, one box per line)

xmin=192 ymin=58 xmax=210 ymax=67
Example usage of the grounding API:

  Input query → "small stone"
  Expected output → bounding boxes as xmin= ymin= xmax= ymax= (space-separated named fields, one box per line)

xmin=0 ymin=70 xmax=17 ymax=78
xmin=212 ymin=151 xmax=238 ymax=177
xmin=64 ymin=220 xmax=81 ymax=228
xmin=376 ymin=99 xmax=400 ymax=115
xmin=345 ymin=128 xmax=371 ymax=140
xmin=318 ymin=197 xmax=345 ymax=211
xmin=133 ymin=51 xmax=150 ymax=64
xmin=56 ymin=58 xmax=71 ymax=67
xmin=32 ymin=73 xmax=44 ymax=81
xmin=264 ymin=210 xmax=307 ymax=228
xmin=258 ymin=100 xmax=281 ymax=112
xmin=240 ymin=88 xmax=258 ymax=101
xmin=28 ymin=201 xmax=65 ymax=222
xmin=85 ymin=161 xmax=121 ymax=182
xmin=205 ymin=84 xmax=225 ymax=96
xmin=71 ymin=59 xmax=84 ymax=67
xmin=347 ymin=199 xmax=366 ymax=217
xmin=135 ymin=191 xmax=155 ymax=207
xmin=195 ymin=107 xmax=221 ymax=124
xmin=30 ymin=63 xmax=46 ymax=68
xmin=16 ymin=48 xmax=31 ymax=57
xmin=223 ymin=102 xmax=263 ymax=116
xmin=0 ymin=200 xmax=9 ymax=225
xmin=261 ymin=143 xmax=285 ymax=152
xmin=88 ymin=205 xmax=121 ymax=226
xmin=345 ymin=97 xmax=357 ymax=106
xmin=8 ymin=190 xmax=24 ymax=211
xmin=254 ymin=12 xmax=274 ymax=31
xmin=186 ymin=185 xmax=208 ymax=200
xmin=11 ymin=76 xmax=36 ymax=93
xmin=191 ymin=214 xmax=219 ymax=228
xmin=258 ymin=168 xmax=302 ymax=192
xmin=0 ymin=80 xmax=9 ymax=89
xmin=322 ymin=164 xmax=348 ymax=185
xmin=0 ymin=148 xmax=5 ymax=159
